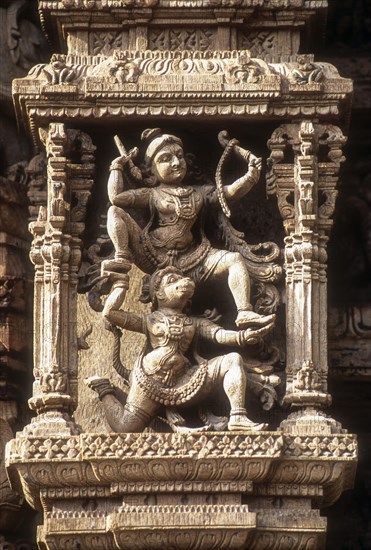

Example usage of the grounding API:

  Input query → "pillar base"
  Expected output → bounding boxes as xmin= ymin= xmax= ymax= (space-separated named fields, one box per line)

xmin=280 ymin=408 xmax=345 ymax=435
xmin=19 ymin=411 xmax=80 ymax=437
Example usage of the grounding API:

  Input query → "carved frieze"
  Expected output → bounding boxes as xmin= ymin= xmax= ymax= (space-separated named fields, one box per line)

xmin=149 ymin=28 xmax=217 ymax=51
xmin=6 ymin=431 xmax=356 ymax=549
xmin=237 ymin=30 xmax=301 ymax=60
xmin=90 ymin=31 xmax=130 ymax=56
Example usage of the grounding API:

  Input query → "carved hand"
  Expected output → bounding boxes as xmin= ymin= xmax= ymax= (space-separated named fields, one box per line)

xmin=249 ymin=155 xmax=262 ymax=174
xmin=102 ymin=276 xmax=129 ymax=320
xmin=240 ymin=322 xmax=275 ymax=346
xmin=110 ymin=147 xmax=139 ymax=171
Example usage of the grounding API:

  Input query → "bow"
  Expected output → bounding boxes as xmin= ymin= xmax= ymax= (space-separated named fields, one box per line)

xmin=215 ymin=130 xmax=258 ymax=218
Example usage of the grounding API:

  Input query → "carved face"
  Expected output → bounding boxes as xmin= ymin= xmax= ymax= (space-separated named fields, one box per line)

xmin=152 ymin=143 xmax=187 ymax=186
xmin=157 ymin=271 xmax=195 ymax=307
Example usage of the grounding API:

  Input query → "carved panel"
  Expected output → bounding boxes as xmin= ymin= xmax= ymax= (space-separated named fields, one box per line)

xmin=90 ymin=31 xmax=129 ymax=56
xmin=329 ymin=305 xmax=371 ymax=378
xmin=237 ymin=31 xmax=299 ymax=60
xmin=4 ymin=0 xmax=359 ymax=547
xmin=148 ymin=28 xmax=217 ymax=51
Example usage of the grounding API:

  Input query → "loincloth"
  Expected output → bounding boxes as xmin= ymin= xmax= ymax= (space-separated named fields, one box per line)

xmin=142 ymin=230 xmax=227 ymax=283
xmin=134 ymin=356 xmax=223 ymax=407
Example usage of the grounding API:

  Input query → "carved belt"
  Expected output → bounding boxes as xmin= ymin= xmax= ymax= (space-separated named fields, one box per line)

xmin=141 ymin=230 xmax=211 ymax=273
xmin=134 ymin=360 xmax=208 ymax=406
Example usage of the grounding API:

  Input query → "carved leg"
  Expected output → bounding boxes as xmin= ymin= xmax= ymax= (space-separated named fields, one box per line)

xmin=104 ymin=206 xmax=132 ymax=272
xmin=219 ymin=353 xmax=267 ymax=431
xmin=205 ymin=251 xmax=274 ymax=328
xmin=86 ymin=376 xmax=160 ymax=432
xmin=105 ymin=205 xmax=154 ymax=274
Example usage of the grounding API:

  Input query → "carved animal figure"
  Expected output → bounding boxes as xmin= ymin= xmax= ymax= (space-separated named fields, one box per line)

xmin=87 ymin=267 xmax=275 ymax=433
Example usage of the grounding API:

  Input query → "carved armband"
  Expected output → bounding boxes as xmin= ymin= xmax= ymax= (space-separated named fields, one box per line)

xmin=212 ymin=328 xmax=244 ymax=347
xmin=211 ymin=327 xmax=222 ymax=344
xmin=237 ymin=331 xmax=245 ymax=347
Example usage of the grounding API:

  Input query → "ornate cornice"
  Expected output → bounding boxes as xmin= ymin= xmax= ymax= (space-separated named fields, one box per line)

xmin=13 ymin=51 xmax=352 ymax=146
xmin=7 ymin=431 xmax=357 ymax=497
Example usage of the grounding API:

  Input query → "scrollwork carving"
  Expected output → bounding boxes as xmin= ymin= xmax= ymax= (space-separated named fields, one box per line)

xmin=250 ymin=532 xmax=319 ymax=550
xmin=318 ymin=189 xmax=338 ymax=220
xmin=25 ymin=50 xmax=338 ymax=91
xmin=112 ymin=519 xmax=252 ymax=550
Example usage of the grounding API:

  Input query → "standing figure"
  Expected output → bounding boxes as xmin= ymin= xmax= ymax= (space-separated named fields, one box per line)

xmin=87 ymin=267 xmax=275 ymax=433
xmin=104 ymin=128 xmax=273 ymax=328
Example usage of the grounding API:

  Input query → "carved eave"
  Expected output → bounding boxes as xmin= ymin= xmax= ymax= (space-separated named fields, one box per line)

xmin=38 ymin=0 xmax=327 ymax=56
xmin=13 ymin=50 xmax=352 ymax=147
xmin=6 ymin=431 xmax=356 ymax=548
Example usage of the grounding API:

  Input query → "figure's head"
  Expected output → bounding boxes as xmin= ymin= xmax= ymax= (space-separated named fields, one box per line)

xmin=149 ymin=266 xmax=195 ymax=309
xmin=142 ymin=128 xmax=187 ymax=186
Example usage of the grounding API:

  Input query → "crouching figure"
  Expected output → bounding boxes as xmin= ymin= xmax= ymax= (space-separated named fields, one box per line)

xmin=87 ymin=267 xmax=275 ymax=433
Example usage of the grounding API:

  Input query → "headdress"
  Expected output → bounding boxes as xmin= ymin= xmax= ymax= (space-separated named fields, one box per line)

xmin=141 ymin=128 xmax=183 ymax=166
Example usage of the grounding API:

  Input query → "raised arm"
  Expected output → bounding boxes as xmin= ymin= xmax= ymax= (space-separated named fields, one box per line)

xmin=217 ymin=131 xmax=262 ymax=203
xmin=108 ymin=155 xmax=151 ymax=209
xmin=223 ymin=155 xmax=262 ymax=202
xmin=108 ymin=147 xmax=140 ymax=204
xmin=102 ymin=281 xmax=145 ymax=334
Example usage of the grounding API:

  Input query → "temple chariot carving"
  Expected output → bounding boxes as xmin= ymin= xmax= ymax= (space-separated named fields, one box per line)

xmin=3 ymin=1 xmax=358 ymax=548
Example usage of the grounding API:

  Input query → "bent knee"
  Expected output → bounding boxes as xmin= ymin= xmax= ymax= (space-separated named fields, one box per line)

xmin=108 ymin=204 xmax=127 ymax=219
xmin=223 ymin=252 xmax=245 ymax=268
xmin=223 ymin=352 xmax=244 ymax=368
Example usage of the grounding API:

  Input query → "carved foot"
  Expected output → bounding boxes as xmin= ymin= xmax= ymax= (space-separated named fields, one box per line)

xmin=165 ymin=407 xmax=210 ymax=433
xmin=100 ymin=266 xmax=130 ymax=295
xmin=236 ymin=310 xmax=275 ymax=328
xmin=85 ymin=376 xmax=115 ymax=400
xmin=228 ymin=409 xmax=267 ymax=431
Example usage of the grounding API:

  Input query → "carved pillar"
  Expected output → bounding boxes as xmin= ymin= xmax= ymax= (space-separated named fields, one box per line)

xmin=267 ymin=121 xmax=347 ymax=433
xmin=26 ymin=122 xmax=94 ymax=435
